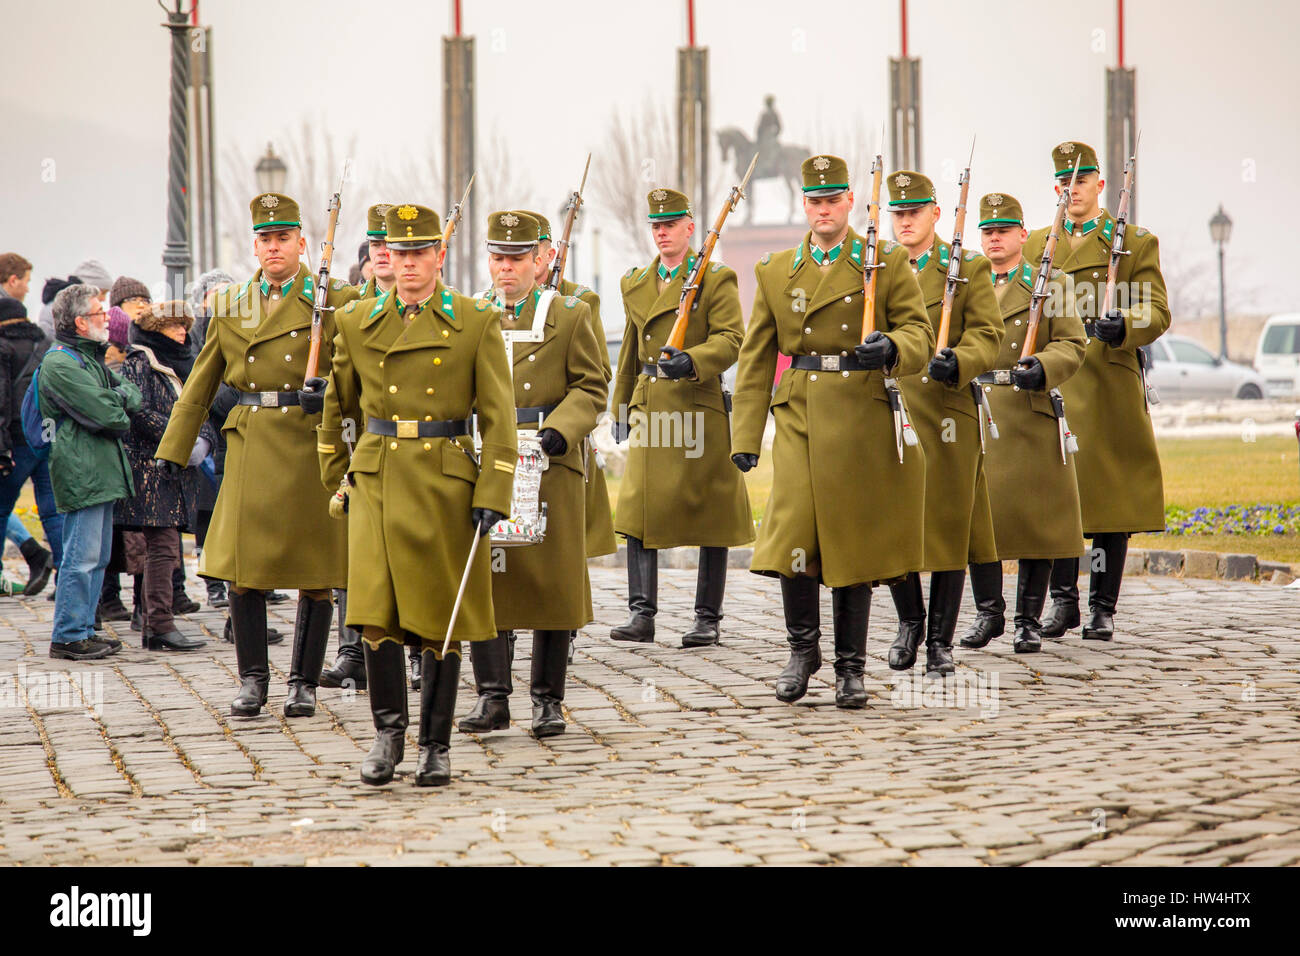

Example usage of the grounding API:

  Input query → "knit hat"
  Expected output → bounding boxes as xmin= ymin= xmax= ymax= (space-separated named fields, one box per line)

xmin=109 ymin=276 xmax=151 ymax=307
xmin=190 ymin=268 xmax=235 ymax=314
xmin=42 ymin=276 xmax=75 ymax=305
xmin=0 ymin=297 xmax=26 ymax=321
xmin=137 ymin=300 xmax=194 ymax=333
xmin=71 ymin=259 xmax=113 ymax=292
xmin=107 ymin=306 xmax=131 ymax=347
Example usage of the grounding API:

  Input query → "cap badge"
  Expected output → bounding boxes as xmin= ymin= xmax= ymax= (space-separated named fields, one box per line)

xmin=1058 ymin=142 xmax=1075 ymax=155
xmin=987 ymin=194 xmax=1004 ymax=206
xmin=397 ymin=205 xmax=419 ymax=220
xmin=375 ymin=203 xmax=393 ymax=217
xmin=813 ymin=157 xmax=831 ymax=171
xmin=894 ymin=174 xmax=911 ymax=187
xmin=259 ymin=194 xmax=279 ymax=209
xmin=500 ymin=213 xmax=520 ymax=227
xmin=651 ymin=189 xmax=668 ymax=202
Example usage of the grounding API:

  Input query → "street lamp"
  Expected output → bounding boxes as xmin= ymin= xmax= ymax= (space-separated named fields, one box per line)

xmin=1209 ymin=204 xmax=1232 ymax=361
xmin=255 ymin=143 xmax=287 ymax=194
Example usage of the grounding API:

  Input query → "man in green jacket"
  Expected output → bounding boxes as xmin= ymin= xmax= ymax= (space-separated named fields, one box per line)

xmin=42 ymin=284 xmax=142 ymax=660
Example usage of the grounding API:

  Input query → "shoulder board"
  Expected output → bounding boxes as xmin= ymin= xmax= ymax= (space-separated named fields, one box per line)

xmin=623 ymin=267 xmax=636 ymax=278
xmin=759 ymin=252 xmax=771 ymax=265
xmin=881 ymin=240 xmax=898 ymax=254
xmin=344 ymin=300 xmax=357 ymax=313
xmin=565 ymin=295 xmax=578 ymax=308
xmin=474 ymin=298 xmax=490 ymax=312
xmin=963 ymin=251 xmax=976 ymax=262
xmin=575 ymin=285 xmax=592 ymax=297
xmin=331 ymin=279 xmax=346 ymax=291
xmin=1135 ymin=226 xmax=1150 ymax=237
xmin=710 ymin=261 xmax=725 ymax=273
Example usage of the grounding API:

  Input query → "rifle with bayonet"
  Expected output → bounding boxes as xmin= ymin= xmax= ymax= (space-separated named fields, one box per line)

xmin=545 ymin=154 xmax=591 ymax=291
xmin=304 ymin=163 xmax=348 ymax=381
xmin=439 ymin=173 xmax=476 ymax=279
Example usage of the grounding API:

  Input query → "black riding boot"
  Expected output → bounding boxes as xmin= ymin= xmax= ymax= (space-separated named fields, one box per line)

xmin=415 ymin=648 xmax=460 ymax=787
xmin=360 ymin=639 xmax=408 ymax=785
xmin=925 ymin=569 xmax=964 ymax=676
xmin=958 ymin=561 xmax=1005 ymax=648
xmin=1040 ymin=556 xmax=1081 ymax=638
xmin=319 ymin=589 xmax=367 ymax=690
xmin=530 ymin=630 xmax=570 ymax=737
xmin=831 ymin=584 xmax=870 ymax=709
xmin=1013 ymin=559 xmax=1052 ymax=653
xmin=610 ymin=536 xmax=657 ymax=643
xmin=228 ymin=590 xmax=269 ymax=716
xmin=887 ymin=572 xmax=926 ymax=670
xmin=775 ymin=575 xmax=822 ymax=702
xmin=1083 ymin=533 xmax=1128 ymax=641
xmin=285 ymin=594 xmax=333 ymax=717
xmin=681 ymin=546 xmax=727 ymax=647
xmin=458 ymin=632 xmax=512 ymax=732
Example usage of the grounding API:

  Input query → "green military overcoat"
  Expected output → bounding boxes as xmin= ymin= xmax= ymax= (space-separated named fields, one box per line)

xmin=898 ymin=238 xmax=1004 ymax=571
xmin=612 ymin=255 xmax=754 ymax=549
xmin=1024 ymin=212 xmax=1170 ymax=534
xmin=156 ymin=264 xmax=358 ymax=590
xmin=318 ymin=283 xmax=517 ymax=643
xmin=488 ymin=288 xmax=607 ymax=630
xmin=980 ymin=259 xmax=1087 ymax=560
xmin=734 ymin=230 xmax=934 ymax=586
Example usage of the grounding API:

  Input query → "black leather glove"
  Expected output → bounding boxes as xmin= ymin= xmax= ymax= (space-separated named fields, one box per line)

xmin=0 ymin=452 xmax=13 ymax=478
xmin=297 ymin=376 xmax=327 ymax=415
xmin=657 ymin=346 xmax=695 ymax=380
xmin=732 ymin=453 xmax=758 ymax=473
xmin=927 ymin=347 xmax=960 ymax=385
xmin=1094 ymin=309 xmax=1126 ymax=345
xmin=1011 ymin=355 xmax=1047 ymax=390
xmin=854 ymin=331 xmax=897 ymax=370
xmin=537 ymin=427 xmax=566 ymax=457
xmin=154 ymin=458 xmax=182 ymax=476
xmin=611 ymin=418 xmax=629 ymax=444
xmin=471 ymin=507 xmax=506 ymax=537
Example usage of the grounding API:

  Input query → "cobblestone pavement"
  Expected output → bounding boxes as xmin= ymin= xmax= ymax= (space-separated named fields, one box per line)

xmin=1 ymin=561 xmax=1298 ymax=866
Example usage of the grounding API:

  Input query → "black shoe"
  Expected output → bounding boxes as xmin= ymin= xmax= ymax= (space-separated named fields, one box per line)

xmin=285 ymin=595 xmax=332 ymax=717
xmin=130 ymin=608 xmax=143 ymax=632
xmin=958 ymin=561 xmax=1005 ymax=648
xmin=320 ymin=651 xmax=367 ymax=690
xmin=361 ymin=640 xmax=408 ymax=785
xmin=924 ymin=569 xmax=964 ymax=677
xmin=98 ymin=597 xmax=131 ymax=622
xmin=458 ymin=634 xmax=511 ymax=732
xmin=1040 ymin=556 xmax=1081 ymax=638
xmin=775 ymin=575 xmax=822 ymax=702
xmin=172 ymin=590 xmax=200 ymax=615
xmin=1082 ymin=533 xmax=1127 ymax=641
xmin=50 ymin=639 xmax=111 ymax=660
xmin=205 ymin=579 xmax=228 ymax=609
xmin=611 ymin=536 xmax=657 ymax=643
xmin=144 ymin=629 xmax=207 ymax=651
xmin=888 ymin=572 xmax=925 ymax=670
xmin=681 ymin=546 xmax=727 ymax=647
xmin=228 ymin=590 xmax=269 ymax=717
xmin=416 ymin=648 xmax=460 ymax=786
xmin=1081 ymin=609 xmax=1114 ymax=641
xmin=1012 ymin=559 xmax=1050 ymax=653
xmin=19 ymin=539 xmax=54 ymax=597
xmin=264 ymin=590 xmax=289 ymax=604
xmin=90 ymin=636 xmax=122 ymax=655
xmin=832 ymin=584 xmax=870 ymax=709
xmin=530 ymin=630 xmax=569 ymax=737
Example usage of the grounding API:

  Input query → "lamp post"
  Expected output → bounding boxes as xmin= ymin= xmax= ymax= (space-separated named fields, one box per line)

xmin=1209 ymin=204 xmax=1232 ymax=361
xmin=255 ymin=143 xmax=287 ymax=194
xmin=161 ymin=0 xmax=193 ymax=300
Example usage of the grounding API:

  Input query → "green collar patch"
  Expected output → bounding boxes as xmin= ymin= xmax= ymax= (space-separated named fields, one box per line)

xmin=657 ymin=254 xmax=696 ymax=282
xmin=492 ymin=286 xmax=541 ymax=317
xmin=1064 ymin=215 xmax=1102 ymax=237
xmin=849 ymin=239 xmax=863 ymax=264
xmin=809 ymin=241 xmax=842 ymax=266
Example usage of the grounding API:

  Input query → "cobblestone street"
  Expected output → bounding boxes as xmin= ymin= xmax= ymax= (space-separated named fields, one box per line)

xmin=1 ymin=564 xmax=1298 ymax=866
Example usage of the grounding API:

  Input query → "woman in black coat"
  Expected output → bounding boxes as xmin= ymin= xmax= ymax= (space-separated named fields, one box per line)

xmin=116 ymin=301 xmax=217 ymax=651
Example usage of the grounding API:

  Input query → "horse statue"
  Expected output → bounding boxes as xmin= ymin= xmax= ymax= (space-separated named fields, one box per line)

xmin=717 ymin=126 xmax=808 ymax=224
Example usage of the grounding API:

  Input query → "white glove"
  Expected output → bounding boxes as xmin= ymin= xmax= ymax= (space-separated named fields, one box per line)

xmin=186 ymin=437 xmax=211 ymax=468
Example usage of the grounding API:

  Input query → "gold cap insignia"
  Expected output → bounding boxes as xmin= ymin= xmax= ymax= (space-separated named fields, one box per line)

xmin=1058 ymin=142 xmax=1075 ymax=155
xmin=895 ymin=174 xmax=911 ymax=187
xmin=260 ymin=194 xmax=279 ymax=209
xmin=651 ymin=189 xmax=668 ymax=202
xmin=500 ymin=213 xmax=520 ymax=227
xmin=397 ymin=204 xmax=418 ymax=220
xmin=375 ymin=203 xmax=393 ymax=217
xmin=813 ymin=157 xmax=831 ymax=171
xmin=987 ymin=194 xmax=1003 ymax=206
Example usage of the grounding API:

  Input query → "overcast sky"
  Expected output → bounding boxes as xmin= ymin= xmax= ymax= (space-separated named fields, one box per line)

xmin=2 ymin=0 xmax=1296 ymax=318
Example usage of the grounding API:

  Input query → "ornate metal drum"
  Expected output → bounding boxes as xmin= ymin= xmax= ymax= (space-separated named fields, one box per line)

xmin=489 ymin=434 xmax=548 ymax=546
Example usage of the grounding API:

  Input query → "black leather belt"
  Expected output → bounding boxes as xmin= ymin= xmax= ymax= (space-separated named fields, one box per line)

xmin=975 ymin=370 xmax=1016 ymax=386
xmin=516 ymin=403 xmax=559 ymax=425
xmin=366 ymin=416 xmax=471 ymax=438
xmin=789 ymin=353 xmax=873 ymax=372
xmin=237 ymin=389 xmax=300 ymax=407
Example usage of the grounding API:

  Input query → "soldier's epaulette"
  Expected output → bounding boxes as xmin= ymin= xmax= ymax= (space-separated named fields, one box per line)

xmin=474 ymin=297 xmax=491 ymax=312
xmin=331 ymin=278 xmax=346 ymax=291
xmin=759 ymin=252 xmax=772 ymax=265
xmin=575 ymin=285 xmax=592 ymax=297
xmin=565 ymin=295 xmax=578 ymax=308
xmin=963 ymin=251 xmax=977 ymax=262
xmin=709 ymin=261 xmax=725 ymax=273
xmin=1135 ymin=226 xmax=1150 ymax=237
xmin=344 ymin=300 xmax=358 ymax=313
xmin=881 ymin=240 xmax=898 ymax=255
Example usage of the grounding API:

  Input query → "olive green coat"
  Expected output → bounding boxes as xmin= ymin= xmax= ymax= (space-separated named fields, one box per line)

xmin=980 ymin=259 xmax=1087 ymax=560
xmin=898 ymin=238 xmax=1004 ymax=571
xmin=613 ymin=255 xmax=754 ymax=549
xmin=734 ymin=230 xmax=934 ymax=586
xmin=318 ymin=283 xmax=517 ymax=643
xmin=560 ymin=277 xmax=617 ymax=558
xmin=1024 ymin=212 xmax=1170 ymax=534
xmin=156 ymin=264 xmax=358 ymax=589
xmin=489 ymin=287 xmax=607 ymax=630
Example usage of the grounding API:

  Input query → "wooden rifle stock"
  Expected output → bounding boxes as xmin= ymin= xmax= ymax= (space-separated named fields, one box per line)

xmin=304 ymin=177 xmax=345 ymax=381
xmin=546 ymin=154 xmax=591 ymax=291
xmin=860 ymin=153 xmax=884 ymax=341
xmin=1022 ymin=157 xmax=1079 ymax=360
xmin=935 ymin=147 xmax=974 ymax=354
xmin=440 ymin=173 xmax=476 ymax=278
xmin=1102 ymin=145 xmax=1138 ymax=319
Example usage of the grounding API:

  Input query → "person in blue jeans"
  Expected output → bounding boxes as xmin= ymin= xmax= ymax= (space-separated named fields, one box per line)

xmin=39 ymin=285 xmax=141 ymax=660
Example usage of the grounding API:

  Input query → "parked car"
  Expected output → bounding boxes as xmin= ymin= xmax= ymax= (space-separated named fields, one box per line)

xmin=1143 ymin=334 xmax=1266 ymax=400
xmin=1253 ymin=313 xmax=1300 ymax=398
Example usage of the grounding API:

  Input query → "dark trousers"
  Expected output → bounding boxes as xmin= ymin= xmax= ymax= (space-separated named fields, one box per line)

xmin=141 ymin=527 xmax=181 ymax=634
xmin=0 ymin=435 xmax=64 ymax=566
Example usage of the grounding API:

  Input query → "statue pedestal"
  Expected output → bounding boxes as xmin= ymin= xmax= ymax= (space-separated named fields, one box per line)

xmin=719 ymin=222 xmax=806 ymax=385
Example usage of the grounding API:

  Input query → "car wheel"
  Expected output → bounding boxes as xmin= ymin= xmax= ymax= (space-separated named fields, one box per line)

xmin=1236 ymin=384 xmax=1263 ymax=400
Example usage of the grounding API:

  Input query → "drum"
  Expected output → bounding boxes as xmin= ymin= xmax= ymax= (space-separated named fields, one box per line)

xmin=490 ymin=434 xmax=548 ymax=547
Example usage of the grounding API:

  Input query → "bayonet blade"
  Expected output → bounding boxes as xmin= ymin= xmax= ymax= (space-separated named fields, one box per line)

xmin=739 ymin=152 xmax=759 ymax=194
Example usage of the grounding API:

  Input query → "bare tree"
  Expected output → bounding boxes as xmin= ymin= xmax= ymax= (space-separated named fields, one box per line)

xmin=590 ymin=98 xmax=676 ymax=260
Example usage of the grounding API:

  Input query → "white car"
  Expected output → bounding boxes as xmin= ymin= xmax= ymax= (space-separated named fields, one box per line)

xmin=1253 ymin=313 xmax=1300 ymax=398
xmin=1142 ymin=334 xmax=1266 ymax=401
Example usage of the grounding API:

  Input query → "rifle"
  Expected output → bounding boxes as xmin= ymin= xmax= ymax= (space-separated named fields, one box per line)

xmin=440 ymin=173 xmax=476 ymax=275
xmin=661 ymin=153 xmax=758 ymax=358
xmin=304 ymin=163 xmax=348 ymax=380
xmin=545 ymin=154 xmax=591 ymax=291
xmin=934 ymin=138 xmax=975 ymax=353
xmin=1101 ymin=137 xmax=1138 ymax=323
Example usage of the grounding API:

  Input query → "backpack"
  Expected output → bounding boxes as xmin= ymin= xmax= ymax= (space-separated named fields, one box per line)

xmin=21 ymin=345 xmax=86 ymax=451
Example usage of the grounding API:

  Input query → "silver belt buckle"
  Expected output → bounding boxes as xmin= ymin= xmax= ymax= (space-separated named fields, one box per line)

xmin=820 ymin=355 xmax=840 ymax=371
xmin=993 ymin=370 xmax=1012 ymax=386
xmin=261 ymin=391 xmax=278 ymax=406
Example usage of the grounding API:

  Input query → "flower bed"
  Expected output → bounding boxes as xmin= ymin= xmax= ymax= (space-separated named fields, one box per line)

xmin=1165 ymin=504 xmax=1300 ymax=536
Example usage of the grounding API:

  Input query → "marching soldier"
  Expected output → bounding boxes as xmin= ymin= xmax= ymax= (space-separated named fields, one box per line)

xmin=320 ymin=202 xmax=400 ymax=691
xmin=959 ymin=193 xmax=1086 ymax=653
xmin=319 ymin=203 xmax=516 ymax=786
xmin=1024 ymin=142 xmax=1170 ymax=641
xmin=458 ymin=212 xmax=606 ymax=737
xmin=886 ymin=170 xmax=1004 ymax=676
xmin=610 ymin=188 xmax=754 ymax=647
xmin=156 ymin=193 xmax=358 ymax=718
xmin=734 ymin=154 xmax=933 ymax=707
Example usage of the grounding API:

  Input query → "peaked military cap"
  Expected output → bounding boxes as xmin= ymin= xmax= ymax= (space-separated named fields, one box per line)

xmin=978 ymin=192 xmax=1024 ymax=228
xmin=646 ymin=188 xmax=692 ymax=221
xmin=250 ymin=192 xmax=301 ymax=233
xmin=801 ymin=155 xmax=850 ymax=196
xmin=366 ymin=203 xmax=395 ymax=239
xmin=886 ymin=170 xmax=936 ymax=207
xmin=517 ymin=210 xmax=551 ymax=241
xmin=1052 ymin=141 xmax=1099 ymax=178
xmin=486 ymin=211 xmax=541 ymax=254
xmin=384 ymin=204 xmax=443 ymax=250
